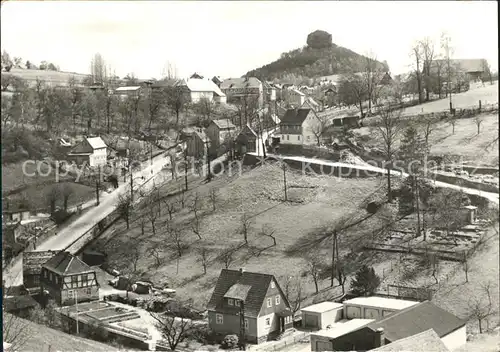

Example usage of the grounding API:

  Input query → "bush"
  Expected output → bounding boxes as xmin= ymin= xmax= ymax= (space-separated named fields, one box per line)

xmin=221 ymin=334 xmax=239 ymax=350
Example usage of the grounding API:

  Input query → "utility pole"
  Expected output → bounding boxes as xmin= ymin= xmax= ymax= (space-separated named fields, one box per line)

xmin=239 ymin=300 xmax=246 ymax=351
xmin=282 ymin=161 xmax=287 ymax=201
xmin=331 ymin=230 xmax=337 ymax=287
xmin=443 ymin=35 xmax=453 ymax=112
xmin=95 ymin=166 xmax=101 ymax=206
xmin=205 ymin=140 xmax=211 ymax=181
xmin=75 ymin=290 xmax=79 ymax=335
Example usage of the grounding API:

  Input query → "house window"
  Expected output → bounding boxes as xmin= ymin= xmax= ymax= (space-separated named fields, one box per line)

xmin=307 ymin=135 xmax=310 ymax=141
xmin=216 ymin=314 xmax=223 ymax=324
xmin=44 ymin=270 xmax=48 ymax=278
xmin=282 ymin=135 xmax=284 ymax=140
xmin=85 ymin=288 xmax=92 ymax=295
xmin=267 ymin=298 xmax=272 ymax=308
xmin=55 ymin=276 xmax=59 ymax=285
xmin=271 ymin=281 xmax=275 ymax=289
xmin=298 ymin=135 xmax=301 ymax=141
xmin=68 ymin=290 xmax=74 ymax=299
xmin=266 ymin=318 xmax=271 ymax=326
xmin=49 ymin=272 xmax=53 ymax=282
xmin=33 ymin=275 xmax=39 ymax=285
xmin=275 ymin=295 xmax=281 ymax=305
xmin=244 ymin=319 xmax=249 ymax=329
xmin=228 ymin=299 xmax=234 ymax=306
xmin=81 ymin=274 xmax=88 ymax=287
xmin=286 ymin=135 xmax=289 ymax=141
xmin=71 ymin=276 xmax=78 ymax=288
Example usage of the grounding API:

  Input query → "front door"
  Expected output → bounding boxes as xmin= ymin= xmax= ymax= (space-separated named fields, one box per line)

xmin=280 ymin=317 xmax=285 ymax=332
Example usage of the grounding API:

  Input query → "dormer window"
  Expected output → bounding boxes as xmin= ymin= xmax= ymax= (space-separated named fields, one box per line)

xmin=271 ymin=281 xmax=275 ymax=289
xmin=228 ymin=298 xmax=234 ymax=306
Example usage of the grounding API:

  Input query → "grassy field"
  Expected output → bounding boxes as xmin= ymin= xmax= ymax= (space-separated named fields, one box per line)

xmin=400 ymin=82 xmax=498 ymax=116
xmin=354 ymin=113 xmax=499 ymax=166
xmin=95 ymin=158 xmax=499 ymax=337
xmin=4 ymin=68 xmax=89 ymax=86
xmin=96 ymin=162 xmax=388 ymax=308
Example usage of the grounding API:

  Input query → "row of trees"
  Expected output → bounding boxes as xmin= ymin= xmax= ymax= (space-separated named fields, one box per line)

xmin=1 ymin=50 xmax=59 ymax=72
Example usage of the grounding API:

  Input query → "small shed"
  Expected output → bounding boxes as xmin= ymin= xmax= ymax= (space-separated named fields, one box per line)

xmin=301 ymin=301 xmax=344 ymax=330
xmin=310 ymin=319 xmax=375 ymax=351
xmin=462 ymin=205 xmax=478 ymax=224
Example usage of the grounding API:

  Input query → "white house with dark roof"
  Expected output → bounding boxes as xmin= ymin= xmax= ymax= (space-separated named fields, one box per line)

xmin=113 ymin=86 xmax=142 ymax=101
xmin=178 ymin=78 xmax=226 ymax=104
xmin=207 ymin=268 xmax=293 ymax=344
xmin=67 ymin=136 xmax=107 ymax=167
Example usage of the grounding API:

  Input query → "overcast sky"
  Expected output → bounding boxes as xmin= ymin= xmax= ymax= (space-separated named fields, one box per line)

xmin=1 ymin=1 xmax=498 ymax=80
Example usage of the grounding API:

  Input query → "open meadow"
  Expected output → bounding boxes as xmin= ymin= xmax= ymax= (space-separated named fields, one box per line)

xmin=95 ymin=162 xmax=392 ymax=308
xmin=354 ymin=113 xmax=499 ymax=166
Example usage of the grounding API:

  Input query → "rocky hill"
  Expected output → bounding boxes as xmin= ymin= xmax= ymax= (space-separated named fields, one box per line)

xmin=245 ymin=30 xmax=388 ymax=83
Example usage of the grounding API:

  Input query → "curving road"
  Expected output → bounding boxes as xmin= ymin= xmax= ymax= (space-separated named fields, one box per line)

xmin=4 ymin=152 xmax=170 ymax=287
xmin=261 ymin=153 xmax=500 ymax=205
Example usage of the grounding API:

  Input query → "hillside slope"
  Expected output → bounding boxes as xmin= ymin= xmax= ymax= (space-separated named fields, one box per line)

xmin=245 ymin=30 xmax=387 ymax=81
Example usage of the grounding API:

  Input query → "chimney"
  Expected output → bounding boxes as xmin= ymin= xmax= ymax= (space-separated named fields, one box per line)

xmin=374 ymin=328 xmax=385 ymax=347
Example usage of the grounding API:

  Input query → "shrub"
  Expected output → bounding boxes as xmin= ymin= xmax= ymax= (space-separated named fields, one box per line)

xmin=221 ymin=334 xmax=239 ymax=350
xmin=350 ymin=265 xmax=381 ymax=296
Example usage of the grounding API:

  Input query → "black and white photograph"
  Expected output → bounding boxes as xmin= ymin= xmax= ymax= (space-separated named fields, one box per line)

xmin=1 ymin=1 xmax=498 ymax=351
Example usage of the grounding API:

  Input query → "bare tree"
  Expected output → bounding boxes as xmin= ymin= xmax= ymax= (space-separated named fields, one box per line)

xmin=240 ymin=212 xmax=253 ymax=244
xmin=208 ymin=187 xmax=219 ymax=212
xmin=60 ymin=183 xmax=74 ymax=212
xmin=410 ymin=43 xmax=423 ymax=104
xmin=167 ymin=222 xmax=185 ymax=258
xmin=147 ymin=239 xmax=164 ymax=268
xmin=90 ymin=53 xmax=108 ymax=85
xmin=117 ymin=194 xmax=132 ymax=229
xmin=197 ymin=247 xmax=212 ymax=274
xmin=3 ymin=313 xmax=31 ymax=352
xmin=305 ymin=255 xmax=323 ymax=294
xmin=150 ymin=313 xmax=194 ymax=351
xmin=420 ymin=115 xmax=437 ymax=148
xmin=217 ymin=246 xmax=237 ymax=269
xmin=376 ymin=101 xmax=404 ymax=202
xmin=309 ymin=111 xmax=330 ymax=146
xmin=467 ymin=281 xmax=496 ymax=333
xmin=164 ymin=198 xmax=178 ymax=220
xmin=448 ymin=115 xmax=458 ymax=134
xmin=280 ymin=275 xmax=305 ymax=315
xmin=337 ymin=74 xmax=367 ymax=117
xmin=361 ymin=51 xmax=383 ymax=113
xmin=473 ymin=116 xmax=483 ymax=135
xmin=419 ymin=37 xmax=435 ymax=102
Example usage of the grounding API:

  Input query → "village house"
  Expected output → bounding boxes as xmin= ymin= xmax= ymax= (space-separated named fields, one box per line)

xmin=311 ymin=300 xmax=466 ymax=352
xmin=262 ymin=81 xmax=276 ymax=103
xmin=235 ymin=124 xmax=258 ymax=156
xmin=206 ymin=118 xmax=237 ymax=155
xmin=178 ymin=78 xmax=227 ymax=104
xmin=113 ymin=86 xmax=142 ymax=101
xmin=190 ymin=72 xmax=204 ymax=79
xmin=23 ymin=250 xmax=58 ymax=294
xmin=283 ymin=88 xmax=306 ymax=107
xmin=212 ymin=76 xmax=223 ymax=87
xmin=279 ymin=108 xmax=320 ymax=146
xmin=185 ymin=127 xmax=210 ymax=160
xmin=207 ymin=269 xmax=294 ymax=344
xmin=40 ymin=251 xmax=100 ymax=306
xmin=67 ymin=136 xmax=108 ymax=168
xmin=430 ymin=58 xmax=489 ymax=87
xmin=301 ymin=96 xmax=322 ymax=112
xmin=220 ymin=77 xmax=264 ymax=108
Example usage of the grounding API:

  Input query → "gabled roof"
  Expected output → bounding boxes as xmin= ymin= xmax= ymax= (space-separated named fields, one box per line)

xmin=207 ymin=269 xmax=288 ymax=318
xmin=280 ymin=108 xmax=311 ymax=125
xmin=224 ymin=283 xmax=253 ymax=301
xmin=211 ymin=119 xmax=236 ymax=130
xmin=115 ymin=86 xmax=141 ymax=92
xmin=367 ymin=301 xmax=466 ymax=342
xmin=42 ymin=251 xmax=95 ymax=276
xmin=180 ymin=78 xmax=226 ymax=97
xmin=369 ymin=329 xmax=449 ymax=352
xmin=194 ymin=129 xmax=209 ymax=143
xmin=220 ymin=77 xmax=262 ymax=90
xmin=23 ymin=250 xmax=57 ymax=276
xmin=289 ymin=88 xmax=305 ymax=96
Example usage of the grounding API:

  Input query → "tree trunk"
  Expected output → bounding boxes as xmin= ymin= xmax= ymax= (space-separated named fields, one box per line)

xmin=313 ymin=278 xmax=319 ymax=294
xmin=386 ymin=164 xmax=392 ymax=202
